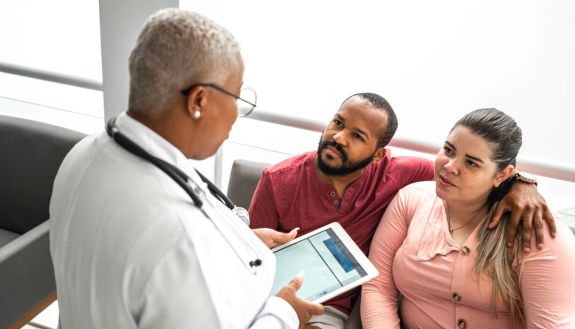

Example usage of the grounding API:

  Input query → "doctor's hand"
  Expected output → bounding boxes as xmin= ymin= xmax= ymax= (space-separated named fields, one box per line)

xmin=252 ymin=227 xmax=299 ymax=249
xmin=276 ymin=273 xmax=324 ymax=329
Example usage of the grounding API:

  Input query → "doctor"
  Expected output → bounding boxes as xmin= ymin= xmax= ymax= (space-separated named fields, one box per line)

xmin=49 ymin=8 xmax=323 ymax=329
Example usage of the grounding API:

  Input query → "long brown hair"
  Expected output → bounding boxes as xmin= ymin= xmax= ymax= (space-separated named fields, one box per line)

xmin=452 ymin=108 xmax=525 ymax=325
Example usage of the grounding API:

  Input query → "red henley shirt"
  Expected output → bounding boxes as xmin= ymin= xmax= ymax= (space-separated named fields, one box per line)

xmin=249 ymin=151 xmax=434 ymax=315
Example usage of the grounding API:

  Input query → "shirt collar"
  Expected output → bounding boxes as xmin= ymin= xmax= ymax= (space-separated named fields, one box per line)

xmin=114 ymin=112 xmax=203 ymax=183
xmin=416 ymin=196 xmax=470 ymax=261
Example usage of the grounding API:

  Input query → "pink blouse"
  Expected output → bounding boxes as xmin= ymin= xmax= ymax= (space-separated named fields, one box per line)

xmin=361 ymin=181 xmax=575 ymax=329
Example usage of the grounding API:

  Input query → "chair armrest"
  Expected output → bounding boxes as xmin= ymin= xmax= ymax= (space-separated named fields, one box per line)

xmin=0 ymin=221 xmax=56 ymax=328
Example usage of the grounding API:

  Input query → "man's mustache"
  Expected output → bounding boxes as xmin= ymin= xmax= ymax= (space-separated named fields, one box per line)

xmin=320 ymin=140 xmax=348 ymax=163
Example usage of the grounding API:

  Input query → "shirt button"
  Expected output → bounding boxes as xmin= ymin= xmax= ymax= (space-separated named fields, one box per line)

xmin=452 ymin=292 xmax=462 ymax=302
xmin=461 ymin=246 xmax=471 ymax=255
xmin=333 ymin=200 xmax=339 ymax=206
xmin=329 ymin=191 xmax=336 ymax=197
xmin=457 ymin=319 xmax=467 ymax=329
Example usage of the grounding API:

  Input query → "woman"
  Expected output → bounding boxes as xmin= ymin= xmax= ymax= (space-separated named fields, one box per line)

xmin=49 ymin=8 xmax=322 ymax=328
xmin=361 ymin=108 xmax=575 ymax=328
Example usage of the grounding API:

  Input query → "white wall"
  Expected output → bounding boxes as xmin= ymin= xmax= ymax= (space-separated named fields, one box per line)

xmin=2 ymin=0 xmax=573 ymax=166
xmin=182 ymin=0 xmax=575 ymax=166
xmin=0 ymin=0 xmax=102 ymax=82
xmin=99 ymin=0 xmax=178 ymax=119
xmin=0 ymin=0 xmax=573 ymax=192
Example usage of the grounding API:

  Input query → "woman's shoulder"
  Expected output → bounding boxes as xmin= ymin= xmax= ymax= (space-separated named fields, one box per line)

xmin=398 ymin=180 xmax=436 ymax=197
xmin=523 ymin=214 xmax=575 ymax=262
xmin=390 ymin=181 xmax=439 ymax=214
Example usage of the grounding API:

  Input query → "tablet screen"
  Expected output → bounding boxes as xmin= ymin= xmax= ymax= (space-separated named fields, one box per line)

xmin=270 ymin=226 xmax=369 ymax=302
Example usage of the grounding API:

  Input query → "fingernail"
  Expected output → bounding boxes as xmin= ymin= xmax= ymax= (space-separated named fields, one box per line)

xmin=507 ymin=242 xmax=513 ymax=247
xmin=537 ymin=243 xmax=544 ymax=249
xmin=523 ymin=247 xmax=530 ymax=253
xmin=296 ymin=270 xmax=305 ymax=280
xmin=290 ymin=227 xmax=300 ymax=233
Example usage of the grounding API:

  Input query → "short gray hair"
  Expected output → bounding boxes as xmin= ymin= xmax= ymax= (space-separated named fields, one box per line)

xmin=128 ymin=8 xmax=240 ymax=114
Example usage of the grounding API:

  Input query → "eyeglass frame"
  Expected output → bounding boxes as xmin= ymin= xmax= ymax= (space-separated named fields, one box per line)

xmin=180 ymin=83 xmax=257 ymax=117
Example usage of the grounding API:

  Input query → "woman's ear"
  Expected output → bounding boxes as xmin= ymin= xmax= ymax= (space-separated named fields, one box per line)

xmin=494 ymin=165 xmax=515 ymax=188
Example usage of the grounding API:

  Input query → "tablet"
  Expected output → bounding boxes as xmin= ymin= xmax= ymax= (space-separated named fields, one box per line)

xmin=270 ymin=222 xmax=378 ymax=304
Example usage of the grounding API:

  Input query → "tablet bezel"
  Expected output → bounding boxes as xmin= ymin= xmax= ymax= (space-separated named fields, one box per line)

xmin=271 ymin=222 xmax=379 ymax=304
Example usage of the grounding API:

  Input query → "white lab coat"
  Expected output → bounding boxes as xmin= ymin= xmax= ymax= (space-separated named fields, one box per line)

xmin=49 ymin=113 xmax=298 ymax=329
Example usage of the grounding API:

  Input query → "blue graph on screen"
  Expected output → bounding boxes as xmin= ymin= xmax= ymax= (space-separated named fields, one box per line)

xmin=324 ymin=238 xmax=354 ymax=272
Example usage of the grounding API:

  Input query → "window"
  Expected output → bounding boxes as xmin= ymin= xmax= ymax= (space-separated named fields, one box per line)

xmin=0 ymin=0 xmax=103 ymax=133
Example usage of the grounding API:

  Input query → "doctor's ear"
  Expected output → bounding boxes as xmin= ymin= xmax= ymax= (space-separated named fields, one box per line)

xmin=184 ymin=86 xmax=208 ymax=118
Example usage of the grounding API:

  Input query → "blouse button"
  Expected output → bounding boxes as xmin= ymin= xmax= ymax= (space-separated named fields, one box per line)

xmin=452 ymin=292 xmax=462 ymax=302
xmin=461 ymin=246 xmax=471 ymax=255
xmin=333 ymin=200 xmax=339 ymax=206
xmin=457 ymin=319 xmax=467 ymax=329
xmin=329 ymin=191 xmax=336 ymax=196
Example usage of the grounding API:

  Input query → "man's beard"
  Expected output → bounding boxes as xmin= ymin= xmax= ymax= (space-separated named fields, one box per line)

xmin=316 ymin=138 xmax=375 ymax=176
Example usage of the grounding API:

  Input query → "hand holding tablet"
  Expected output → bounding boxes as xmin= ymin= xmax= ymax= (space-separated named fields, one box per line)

xmin=271 ymin=222 xmax=378 ymax=304
xmin=274 ymin=271 xmax=325 ymax=324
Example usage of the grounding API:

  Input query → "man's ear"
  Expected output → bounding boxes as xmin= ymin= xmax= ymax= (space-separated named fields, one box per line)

xmin=372 ymin=147 xmax=387 ymax=163
xmin=494 ymin=165 xmax=515 ymax=188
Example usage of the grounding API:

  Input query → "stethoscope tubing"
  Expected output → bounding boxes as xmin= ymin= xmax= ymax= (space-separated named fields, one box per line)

xmin=105 ymin=117 xmax=262 ymax=272
xmin=107 ymin=118 xmax=204 ymax=207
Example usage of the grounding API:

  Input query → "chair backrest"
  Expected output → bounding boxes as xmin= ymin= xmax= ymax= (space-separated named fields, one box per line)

xmin=0 ymin=116 xmax=85 ymax=234
xmin=226 ymin=159 xmax=270 ymax=209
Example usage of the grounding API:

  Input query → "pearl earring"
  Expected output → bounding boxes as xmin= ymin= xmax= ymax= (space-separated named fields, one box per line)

xmin=193 ymin=110 xmax=201 ymax=119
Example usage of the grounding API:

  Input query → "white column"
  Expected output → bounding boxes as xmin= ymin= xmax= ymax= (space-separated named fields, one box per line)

xmin=99 ymin=0 xmax=178 ymax=119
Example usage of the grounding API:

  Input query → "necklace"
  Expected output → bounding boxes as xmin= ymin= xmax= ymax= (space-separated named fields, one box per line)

xmin=446 ymin=204 xmax=484 ymax=234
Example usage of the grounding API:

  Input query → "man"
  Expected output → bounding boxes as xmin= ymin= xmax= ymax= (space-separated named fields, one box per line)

xmin=50 ymin=8 xmax=321 ymax=328
xmin=249 ymin=92 xmax=553 ymax=328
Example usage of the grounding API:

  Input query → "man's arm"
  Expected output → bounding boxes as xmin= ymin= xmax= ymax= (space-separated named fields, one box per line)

xmin=489 ymin=173 xmax=556 ymax=253
xmin=408 ymin=154 xmax=556 ymax=252
xmin=399 ymin=156 xmax=435 ymax=186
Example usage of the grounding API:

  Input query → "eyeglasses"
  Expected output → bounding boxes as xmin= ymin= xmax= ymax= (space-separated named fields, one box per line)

xmin=180 ymin=83 xmax=257 ymax=117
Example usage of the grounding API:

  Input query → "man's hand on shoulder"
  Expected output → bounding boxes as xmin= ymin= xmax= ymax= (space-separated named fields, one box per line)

xmin=489 ymin=175 xmax=556 ymax=253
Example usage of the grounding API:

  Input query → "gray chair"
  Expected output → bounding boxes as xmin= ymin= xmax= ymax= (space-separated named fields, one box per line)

xmin=226 ymin=159 xmax=363 ymax=329
xmin=227 ymin=159 xmax=270 ymax=209
xmin=0 ymin=115 xmax=85 ymax=328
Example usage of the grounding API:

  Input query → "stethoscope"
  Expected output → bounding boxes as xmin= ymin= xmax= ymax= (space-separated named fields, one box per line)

xmin=106 ymin=117 xmax=262 ymax=271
